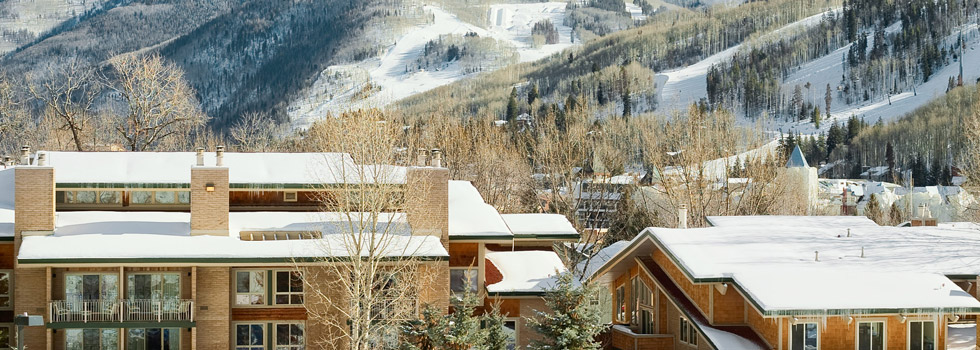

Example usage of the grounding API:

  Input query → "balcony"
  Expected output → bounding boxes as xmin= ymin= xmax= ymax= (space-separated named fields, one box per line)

xmin=49 ymin=299 xmax=195 ymax=326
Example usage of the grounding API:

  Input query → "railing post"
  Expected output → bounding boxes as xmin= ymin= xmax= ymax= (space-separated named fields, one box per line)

xmin=157 ymin=300 xmax=162 ymax=323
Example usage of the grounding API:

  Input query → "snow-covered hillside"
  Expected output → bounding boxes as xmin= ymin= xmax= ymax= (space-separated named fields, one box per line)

xmin=288 ymin=3 xmax=577 ymax=129
xmin=0 ymin=0 xmax=111 ymax=53
xmin=656 ymin=8 xmax=839 ymax=116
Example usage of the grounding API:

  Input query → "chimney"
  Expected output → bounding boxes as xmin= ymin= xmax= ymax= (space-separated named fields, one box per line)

xmin=36 ymin=152 xmax=47 ymax=167
xmin=216 ymin=145 xmax=225 ymax=166
xmin=406 ymin=148 xmax=449 ymax=247
xmin=190 ymin=148 xmax=229 ymax=236
xmin=19 ymin=145 xmax=30 ymax=165
xmin=14 ymin=154 xmax=55 ymax=264
xmin=416 ymin=148 xmax=429 ymax=167
xmin=196 ymin=147 xmax=205 ymax=166
xmin=911 ymin=204 xmax=938 ymax=227
xmin=678 ymin=204 xmax=688 ymax=229
xmin=430 ymin=149 xmax=442 ymax=168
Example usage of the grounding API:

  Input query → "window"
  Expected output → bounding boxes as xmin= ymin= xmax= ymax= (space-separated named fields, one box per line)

xmin=450 ymin=268 xmax=478 ymax=294
xmin=130 ymin=191 xmax=190 ymax=205
xmin=0 ymin=324 xmax=10 ymax=348
xmin=857 ymin=321 xmax=885 ymax=350
xmin=127 ymin=273 xmax=180 ymax=300
xmin=908 ymin=321 xmax=934 ymax=350
xmin=66 ymin=329 xmax=119 ymax=350
xmin=59 ymin=191 xmax=122 ymax=205
xmin=630 ymin=277 xmax=638 ymax=323
xmin=236 ymin=323 xmax=266 ymax=350
xmin=615 ymin=285 xmax=625 ymax=322
xmin=275 ymin=322 xmax=305 ymax=350
xmin=0 ymin=271 xmax=10 ymax=308
xmin=679 ymin=317 xmax=697 ymax=346
xmin=631 ymin=278 xmax=653 ymax=333
xmin=235 ymin=271 xmax=266 ymax=306
xmin=127 ymin=328 xmax=180 ymax=350
xmin=284 ymin=191 xmax=298 ymax=202
xmin=274 ymin=271 xmax=304 ymax=305
xmin=791 ymin=322 xmax=819 ymax=350
xmin=502 ymin=319 xmax=518 ymax=350
xmin=66 ymin=274 xmax=119 ymax=301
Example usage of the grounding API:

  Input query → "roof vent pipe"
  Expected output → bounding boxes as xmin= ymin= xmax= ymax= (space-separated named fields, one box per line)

xmin=430 ymin=148 xmax=442 ymax=168
xmin=36 ymin=152 xmax=47 ymax=167
xmin=2 ymin=156 xmax=9 ymax=167
xmin=216 ymin=145 xmax=225 ymax=166
xmin=860 ymin=246 xmax=865 ymax=258
xmin=814 ymin=251 xmax=819 ymax=262
xmin=678 ymin=204 xmax=688 ymax=229
xmin=416 ymin=148 xmax=428 ymax=167
xmin=19 ymin=145 xmax=29 ymax=165
xmin=196 ymin=147 xmax=205 ymax=166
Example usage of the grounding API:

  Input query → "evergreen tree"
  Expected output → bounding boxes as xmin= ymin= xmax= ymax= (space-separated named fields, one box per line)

xmin=910 ymin=155 xmax=927 ymax=186
xmin=866 ymin=193 xmax=884 ymax=224
xmin=481 ymin=303 xmax=509 ymax=350
xmin=597 ymin=82 xmax=607 ymax=105
xmin=826 ymin=123 xmax=845 ymax=159
xmin=506 ymin=87 xmax=519 ymax=123
xmin=811 ymin=105 xmax=821 ymax=128
xmin=622 ymin=87 xmax=631 ymax=118
xmin=402 ymin=291 xmax=485 ymax=350
xmin=889 ymin=202 xmax=904 ymax=225
xmin=928 ymin=159 xmax=942 ymax=186
xmin=825 ymin=83 xmax=833 ymax=117
xmin=526 ymin=272 xmax=606 ymax=350
xmin=885 ymin=142 xmax=896 ymax=183
xmin=528 ymin=83 xmax=539 ymax=105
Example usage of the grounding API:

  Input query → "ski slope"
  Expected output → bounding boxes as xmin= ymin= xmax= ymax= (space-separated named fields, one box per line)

xmin=0 ymin=0 xmax=112 ymax=53
xmin=656 ymin=8 xmax=839 ymax=115
xmin=288 ymin=3 xmax=576 ymax=129
xmin=775 ymin=21 xmax=980 ymax=135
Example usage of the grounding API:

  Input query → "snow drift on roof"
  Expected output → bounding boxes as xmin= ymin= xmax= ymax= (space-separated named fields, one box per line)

xmin=577 ymin=241 xmax=630 ymax=279
xmin=486 ymin=250 xmax=566 ymax=293
xmin=705 ymin=215 xmax=879 ymax=229
xmin=501 ymin=213 xmax=578 ymax=238
xmin=18 ymin=233 xmax=447 ymax=262
xmin=448 ymin=181 xmax=511 ymax=238
xmin=43 ymin=151 xmax=406 ymax=185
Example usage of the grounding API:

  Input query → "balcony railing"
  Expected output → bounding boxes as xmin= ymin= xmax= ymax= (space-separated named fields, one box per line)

xmin=49 ymin=299 xmax=195 ymax=323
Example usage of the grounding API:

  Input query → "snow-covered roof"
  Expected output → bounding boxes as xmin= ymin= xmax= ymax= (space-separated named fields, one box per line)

xmin=706 ymin=215 xmax=879 ymax=229
xmin=577 ymin=240 xmax=630 ymax=279
xmin=785 ymin=145 xmax=809 ymax=168
xmin=485 ymin=250 xmax=567 ymax=294
xmin=18 ymin=233 xmax=446 ymax=263
xmin=43 ymin=151 xmax=406 ymax=185
xmin=595 ymin=216 xmax=980 ymax=315
xmin=501 ymin=213 xmax=578 ymax=239
xmin=649 ymin=221 xmax=980 ymax=314
xmin=448 ymin=181 xmax=512 ymax=240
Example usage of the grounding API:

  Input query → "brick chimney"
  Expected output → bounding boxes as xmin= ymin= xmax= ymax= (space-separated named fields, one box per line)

xmin=14 ymin=151 xmax=55 ymax=251
xmin=406 ymin=148 xmax=449 ymax=246
xmin=190 ymin=147 xmax=229 ymax=236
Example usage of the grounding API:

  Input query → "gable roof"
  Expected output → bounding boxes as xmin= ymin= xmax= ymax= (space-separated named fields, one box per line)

xmin=448 ymin=181 xmax=512 ymax=240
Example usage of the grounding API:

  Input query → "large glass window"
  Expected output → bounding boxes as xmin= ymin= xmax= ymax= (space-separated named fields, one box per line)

xmin=679 ymin=317 xmax=697 ymax=345
xmin=857 ymin=321 xmax=885 ymax=350
xmin=502 ymin=320 xmax=517 ymax=350
xmin=66 ymin=274 xmax=119 ymax=301
xmin=0 ymin=324 xmax=10 ymax=348
xmin=450 ymin=268 xmax=478 ymax=294
xmin=908 ymin=321 xmax=934 ymax=350
xmin=631 ymin=278 xmax=653 ymax=333
xmin=66 ymin=329 xmax=119 ymax=350
xmin=792 ymin=323 xmax=818 ymax=350
xmin=236 ymin=324 xmax=266 ymax=350
xmin=127 ymin=273 xmax=180 ymax=301
xmin=127 ymin=328 xmax=180 ymax=350
xmin=236 ymin=271 xmax=266 ymax=306
xmin=615 ymin=285 xmax=625 ymax=322
xmin=274 ymin=271 xmax=304 ymax=305
xmin=275 ymin=322 xmax=305 ymax=350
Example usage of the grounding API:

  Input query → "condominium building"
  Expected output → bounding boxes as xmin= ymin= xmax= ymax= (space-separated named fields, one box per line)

xmin=0 ymin=148 xmax=578 ymax=350
xmin=590 ymin=215 xmax=980 ymax=350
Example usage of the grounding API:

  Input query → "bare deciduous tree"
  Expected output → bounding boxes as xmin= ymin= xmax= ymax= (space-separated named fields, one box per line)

xmin=301 ymin=109 xmax=440 ymax=350
xmin=230 ymin=112 xmax=288 ymax=152
xmin=109 ymin=54 xmax=207 ymax=151
xmin=27 ymin=59 xmax=101 ymax=151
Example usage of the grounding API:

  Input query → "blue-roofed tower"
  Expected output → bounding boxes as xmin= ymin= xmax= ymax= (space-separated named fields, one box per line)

xmin=785 ymin=145 xmax=809 ymax=168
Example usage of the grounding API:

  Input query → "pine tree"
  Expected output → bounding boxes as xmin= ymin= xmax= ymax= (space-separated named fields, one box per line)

xmin=885 ymin=142 xmax=896 ymax=183
xmin=811 ymin=105 xmax=821 ymax=128
xmin=866 ymin=193 xmax=884 ymax=224
xmin=481 ymin=302 xmax=510 ymax=350
xmin=528 ymin=83 xmax=539 ymax=105
xmin=506 ymin=87 xmax=519 ymax=123
xmin=526 ymin=272 xmax=606 ymax=350
xmin=889 ymin=202 xmax=904 ymax=225
xmin=622 ymin=87 xmax=631 ymax=118
xmin=401 ymin=291 xmax=485 ymax=350
xmin=825 ymin=83 xmax=833 ymax=117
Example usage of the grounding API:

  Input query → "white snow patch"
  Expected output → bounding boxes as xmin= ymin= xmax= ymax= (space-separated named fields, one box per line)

xmin=706 ymin=215 xmax=879 ymax=228
xmin=501 ymin=213 xmax=577 ymax=237
xmin=486 ymin=250 xmax=567 ymax=293
xmin=448 ymin=180 xmax=512 ymax=239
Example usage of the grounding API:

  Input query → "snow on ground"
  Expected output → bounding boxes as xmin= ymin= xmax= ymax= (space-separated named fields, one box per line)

xmin=656 ymin=8 xmax=840 ymax=115
xmin=289 ymin=3 xmax=576 ymax=129
xmin=775 ymin=22 xmax=980 ymax=135
xmin=0 ymin=0 xmax=111 ymax=54
xmin=624 ymin=1 xmax=647 ymax=21
xmin=949 ymin=323 xmax=977 ymax=350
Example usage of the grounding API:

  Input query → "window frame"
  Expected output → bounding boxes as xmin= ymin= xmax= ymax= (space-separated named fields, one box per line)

xmin=273 ymin=270 xmax=304 ymax=306
xmin=502 ymin=318 xmax=520 ymax=350
xmin=125 ymin=328 xmax=180 ymax=350
xmin=0 ymin=323 xmax=11 ymax=348
xmin=65 ymin=328 xmax=120 ymax=350
xmin=449 ymin=267 xmax=479 ymax=295
xmin=234 ymin=270 xmax=268 ymax=307
xmin=679 ymin=316 xmax=697 ymax=346
xmin=906 ymin=320 xmax=936 ymax=350
xmin=125 ymin=272 xmax=181 ymax=301
xmin=615 ymin=285 xmax=626 ymax=323
xmin=234 ymin=322 xmax=267 ymax=350
xmin=855 ymin=319 xmax=887 ymax=350
xmin=273 ymin=321 xmax=306 ymax=350
xmin=63 ymin=272 xmax=119 ymax=302
xmin=630 ymin=278 xmax=654 ymax=333
xmin=790 ymin=321 xmax=820 ymax=350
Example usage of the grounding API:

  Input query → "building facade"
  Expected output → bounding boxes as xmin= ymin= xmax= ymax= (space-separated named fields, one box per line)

xmin=0 ymin=149 xmax=578 ymax=350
